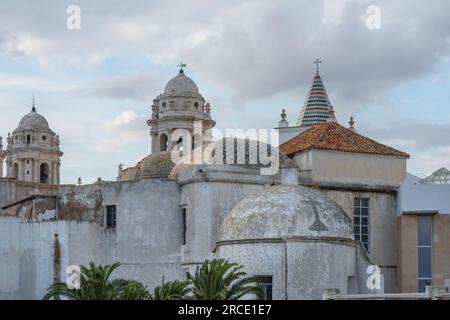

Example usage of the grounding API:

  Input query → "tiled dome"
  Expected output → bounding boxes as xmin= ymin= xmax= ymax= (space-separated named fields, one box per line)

xmin=169 ymin=138 xmax=289 ymax=179
xmin=134 ymin=151 xmax=177 ymax=180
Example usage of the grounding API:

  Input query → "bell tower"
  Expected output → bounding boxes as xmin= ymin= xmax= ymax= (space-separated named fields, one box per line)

xmin=147 ymin=63 xmax=215 ymax=154
xmin=5 ymin=102 xmax=63 ymax=184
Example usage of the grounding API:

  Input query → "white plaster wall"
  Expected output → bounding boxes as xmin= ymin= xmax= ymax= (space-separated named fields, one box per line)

xmin=294 ymin=150 xmax=407 ymax=187
xmin=218 ymin=240 xmax=359 ymax=300
xmin=180 ymin=180 xmax=266 ymax=270
xmin=18 ymin=221 xmax=70 ymax=299
xmin=325 ymin=189 xmax=398 ymax=292
xmin=0 ymin=217 xmax=20 ymax=299
xmin=398 ymin=183 xmax=450 ymax=214
xmin=61 ymin=180 xmax=184 ymax=290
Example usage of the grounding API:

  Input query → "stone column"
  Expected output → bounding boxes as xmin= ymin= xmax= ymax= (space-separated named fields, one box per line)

xmin=57 ymin=162 xmax=61 ymax=184
xmin=0 ymin=157 xmax=3 ymax=178
xmin=18 ymin=159 xmax=24 ymax=181
xmin=6 ymin=160 xmax=11 ymax=177
xmin=151 ymin=132 xmax=158 ymax=154
xmin=52 ymin=162 xmax=58 ymax=185
xmin=34 ymin=160 xmax=40 ymax=183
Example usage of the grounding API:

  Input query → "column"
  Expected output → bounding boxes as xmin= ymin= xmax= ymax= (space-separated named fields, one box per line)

xmin=52 ymin=162 xmax=58 ymax=185
xmin=17 ymin=159 xmax=23 ymax=181
xmin=57 ymin=162 xmax=61 ymax=184
xmin=6 ymin=160 xmax=11 ymax=177
xmin=151 ymin=132 xmax=158 ymax=154
xmin=34 ymin=160 xmax=40 ymax=183
xmin=0 ymin=157 xmax=3 ymax=178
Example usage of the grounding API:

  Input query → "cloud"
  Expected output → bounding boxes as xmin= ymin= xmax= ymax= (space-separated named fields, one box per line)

xmin=77 ymin=75 xmax=162 ymax=100
xmin=95 ymin=110 xmax=148 ymax=152
xmin=0 ymin=29 xmax=26 ymax=57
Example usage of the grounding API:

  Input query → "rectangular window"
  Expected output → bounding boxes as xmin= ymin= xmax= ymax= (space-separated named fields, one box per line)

xmin=182 ymin=208 xmax=187 ymax=245
xmin=354 ymin=197 xmax=370 ymax=252
xmin=27 ymin=135 xmax=31 ymax=144
xmin=106 ymin=205 xmax=116 ymax=228
xmin=417 ymin=215 xmax=432 ymax=293
xmin=256 ymin=276 xmax=273 ymax=300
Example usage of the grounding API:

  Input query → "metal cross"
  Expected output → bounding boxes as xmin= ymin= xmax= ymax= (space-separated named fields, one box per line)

xmin=178 ymin=60 xmax=187 ymax=72
xmin=314 ymin=58 xmax=322 ymax=74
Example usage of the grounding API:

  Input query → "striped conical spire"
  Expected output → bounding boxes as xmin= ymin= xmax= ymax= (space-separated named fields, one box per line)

xmin=296 ymin=71 xmax=336 ymax=127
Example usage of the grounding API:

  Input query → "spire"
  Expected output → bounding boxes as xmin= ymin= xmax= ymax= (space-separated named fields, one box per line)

xmin=31 ymin=95 xmax=36 ymax=112
xmin=296 ymin=60 xmax=335 ymax=127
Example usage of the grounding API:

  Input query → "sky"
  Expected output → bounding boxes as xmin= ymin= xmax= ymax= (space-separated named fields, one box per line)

xmin=0 ymin=0 xmax=449 ymax=184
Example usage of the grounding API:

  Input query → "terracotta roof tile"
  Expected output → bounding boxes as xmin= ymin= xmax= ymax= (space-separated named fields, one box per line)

xmin=279 ymin=122 xmax=410 ymax=158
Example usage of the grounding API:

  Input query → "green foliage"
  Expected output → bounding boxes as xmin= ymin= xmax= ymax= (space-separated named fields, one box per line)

xmin=151 ymin=278 xmax=191 ymax=300
xmin=43 ymin=262 xmax=149 ymax=300
xmin=188 ymin=259 xmax=263 ymax=300
xmin=43 ymin=259 xmax=263 ymax=300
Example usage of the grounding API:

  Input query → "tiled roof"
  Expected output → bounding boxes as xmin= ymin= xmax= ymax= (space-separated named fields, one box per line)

xmin=296 ymin=73 xmax=336 ymax=127
xmin=279 ymin=122 xmax=410 ymax=158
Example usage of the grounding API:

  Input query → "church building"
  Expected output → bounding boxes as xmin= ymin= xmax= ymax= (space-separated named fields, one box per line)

xmin=0 ymin=62 xmax=440 ymax=300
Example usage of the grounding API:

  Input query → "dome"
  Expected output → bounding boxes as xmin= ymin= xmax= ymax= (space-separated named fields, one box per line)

xmin=163 ymin=71 xmax=199 ymax=95
xmin=134 ymin=151 xmax=177 ymax=180
xmin=220 ymin=184 xmax=353 ymax=241
xmin=169 ymin=137 xmax=289 ymax=179
xmin=17 ymin=108 xmax=50 ymax=130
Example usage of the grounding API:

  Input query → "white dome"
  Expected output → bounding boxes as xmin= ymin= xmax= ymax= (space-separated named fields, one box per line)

xmin=220 ymin=184 xmax=354 ymax=241
xmin=164 ymin=71 xmax=199 ymax=94
xmin=17 ymin=109 xmax=50 ymax=129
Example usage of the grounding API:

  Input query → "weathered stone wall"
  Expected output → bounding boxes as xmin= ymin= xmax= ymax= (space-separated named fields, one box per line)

xmin=323 ymin=189 xmax=398 ymax=292
xmin=58 ymin=179 xmax=183 ymax=290
xmin=178 ymin=165 xmax=275 ymax=272
xmin=0 ymin=179 xmax=183 ymax=299
xmin=217 ymin=239 xmax=373 ymax=300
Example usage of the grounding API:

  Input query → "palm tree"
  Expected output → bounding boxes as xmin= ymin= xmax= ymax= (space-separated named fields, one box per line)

xmin=43 ymin=262 xmax=149 ymax=300
xmin=188 ymin=259 xmax=263 ymax=300
xmin=151 ymin=278 xmax=191 ymax=300
xmin=111 ymin=279 xmax=150 ymax=300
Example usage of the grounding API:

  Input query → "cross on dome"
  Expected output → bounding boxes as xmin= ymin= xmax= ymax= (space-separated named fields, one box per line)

xmin=177 ymin=60 xmax=187 ymax=73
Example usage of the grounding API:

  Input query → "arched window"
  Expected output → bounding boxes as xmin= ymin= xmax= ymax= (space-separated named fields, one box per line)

xmin=12 ymin=163 xmax=19 ymax=179
xmin=40 ymin=163 xmax=49 ymax=184
xmin=160 ymin=134 xmax=168 ymax=151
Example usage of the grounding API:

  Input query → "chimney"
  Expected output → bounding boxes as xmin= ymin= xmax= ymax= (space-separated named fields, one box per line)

xmin=280 ymin=158 xmax=298 ymax=185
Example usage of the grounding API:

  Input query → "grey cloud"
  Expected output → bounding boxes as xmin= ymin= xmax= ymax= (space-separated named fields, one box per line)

xmin=76 ymin=75 xmax=163 ymax=100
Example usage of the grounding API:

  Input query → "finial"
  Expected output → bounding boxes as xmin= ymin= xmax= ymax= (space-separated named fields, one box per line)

xmin=177 ymin=60 xmax=186 ymax=74
xmin=32 ymin=95 xmax=36 ymax=112
xmin=314 ymin=58 xmax=322 ymax=75
xmin=349 ymin=116 xmax=355 ymax=130
xmin=281 ymin=109 xmax=287 ymax=120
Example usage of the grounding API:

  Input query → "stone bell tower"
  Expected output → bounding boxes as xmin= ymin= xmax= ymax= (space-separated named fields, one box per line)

xmin=5 ymin=102 xmax=63 ymax=184
xmin=147 ymin=63 xmax=215 ymax=154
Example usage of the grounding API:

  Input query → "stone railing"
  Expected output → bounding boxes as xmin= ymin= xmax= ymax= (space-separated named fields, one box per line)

xmin=323 ymin=286 xmax=450 ymax=300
